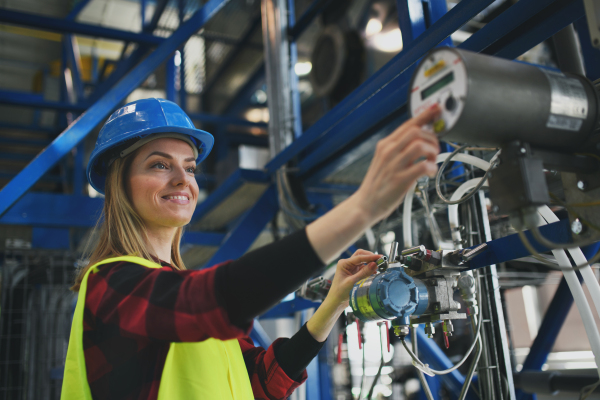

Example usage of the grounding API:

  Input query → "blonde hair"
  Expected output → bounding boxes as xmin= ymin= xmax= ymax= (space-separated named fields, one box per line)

xmin=71 ymin=154 xmax=186 ymax=291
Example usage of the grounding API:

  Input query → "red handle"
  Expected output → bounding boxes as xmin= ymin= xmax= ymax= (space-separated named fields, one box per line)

xmin=444 ymin=332 xmax=450 ymax=349
xmin=356 ymin=320 xmax=362 ymax=350
xmin=385 ymin=321 xmax=390 ymax=352
xmin=337 ymin=333 xmax=343 ymax=364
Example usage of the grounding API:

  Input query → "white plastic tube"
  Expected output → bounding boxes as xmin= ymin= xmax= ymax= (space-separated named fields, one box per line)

xmin=536 ymin=206 xmax=600 ymax=322
xmin=403 ymin=153 xmax=491 ymax=248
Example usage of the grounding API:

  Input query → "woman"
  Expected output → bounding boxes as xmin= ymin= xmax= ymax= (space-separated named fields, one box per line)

xmin=61 ymin=98 xmax=440 ymax=400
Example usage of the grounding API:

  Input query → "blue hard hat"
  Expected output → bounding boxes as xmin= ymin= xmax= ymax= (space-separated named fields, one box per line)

xmin=87 ymin=98 xmax=214 ymax=194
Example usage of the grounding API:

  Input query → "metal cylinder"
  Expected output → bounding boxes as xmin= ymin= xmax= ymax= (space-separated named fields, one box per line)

xmin=409 ymin=47 xmax=599 ymax=151
xmin=349 ymin=268 xmax=429 ymax=323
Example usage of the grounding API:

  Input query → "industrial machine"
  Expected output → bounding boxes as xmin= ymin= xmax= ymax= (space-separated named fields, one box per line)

xmin=297 ymin=47 xmax=600 ymax=398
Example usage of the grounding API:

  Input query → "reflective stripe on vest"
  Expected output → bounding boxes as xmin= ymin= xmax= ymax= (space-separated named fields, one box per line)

xmin=60 ymin=256 xmax=254 ymax=400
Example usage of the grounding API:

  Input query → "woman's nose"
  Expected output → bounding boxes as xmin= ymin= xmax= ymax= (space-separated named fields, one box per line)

xmin=171 ymin=166 xmax=192 ymax=187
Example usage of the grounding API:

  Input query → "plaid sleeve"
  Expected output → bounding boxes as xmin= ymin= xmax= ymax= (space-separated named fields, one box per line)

xmin=238 ymin=336 xmax=307 ymax=400
xmin=86 ymin=261 xmax=252 ymax=342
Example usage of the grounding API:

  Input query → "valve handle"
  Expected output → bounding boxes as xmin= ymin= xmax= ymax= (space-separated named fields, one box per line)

xmin=444 ymin=332 xmax=450 ymax=349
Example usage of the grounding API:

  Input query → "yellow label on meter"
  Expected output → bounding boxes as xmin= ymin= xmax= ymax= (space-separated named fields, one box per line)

xmin=424 ymin=60 xmax=446 ymax=78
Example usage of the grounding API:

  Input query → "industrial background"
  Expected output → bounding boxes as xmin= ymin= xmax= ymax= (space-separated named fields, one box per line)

xmin=0 ymin=0 xmax=600 ymax=399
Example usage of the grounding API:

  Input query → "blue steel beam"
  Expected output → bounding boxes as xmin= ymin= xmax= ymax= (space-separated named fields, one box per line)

xmin=0 ymin=122 xmax=56 ymax=134
xmin=201 ymin=185 xmax=278 ymax=267
xmin=0 ymin=0 xmax=231 ymax=218
xmin=0 ymin=172 xmax=63 ymax=184
xmin=468 ymin=219 xmax=572 ymax=270
xmin=397 ymin=0 xmax=427 ymax=47
xmin=0 ymin=89 xmax=87 ymax=112
xmin=0 ymin=193 xmax=102 ymax=227
xmin=0 ymin=9 xmax=164 ymax=46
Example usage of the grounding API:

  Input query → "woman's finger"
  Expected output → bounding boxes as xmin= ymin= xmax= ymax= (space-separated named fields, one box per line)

xmin=395 ymin=140 xmax=440 ymax=170
xmin=351 ymin=262 xmax=377 ymax=282
xmin=379 ymin=105 xmax=441 ymax=149
xmin=392 ymin=125 xmax=439 ymax=152
xmin=346 ymin=254 xmax=381 ymax=266
xmin=352 ymin=249 xmax=375 ymax=257
xmin=407 ymin=104 xmax=442 ymax=128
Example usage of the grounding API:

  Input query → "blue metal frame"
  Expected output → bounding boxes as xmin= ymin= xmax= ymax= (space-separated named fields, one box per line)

xmin=0 ymin=0 xmax=231 ymax=217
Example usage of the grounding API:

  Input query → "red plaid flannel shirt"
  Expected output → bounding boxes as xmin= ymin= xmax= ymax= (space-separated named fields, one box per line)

xmin=82 ymin=259 xmax=306 ymax=400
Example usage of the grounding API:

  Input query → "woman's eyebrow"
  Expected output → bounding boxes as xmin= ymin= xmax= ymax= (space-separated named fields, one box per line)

xmin=144 ymin=151 xmax=195 ymax=162
xmin=145 ymin=151 xmax=172 ymax=160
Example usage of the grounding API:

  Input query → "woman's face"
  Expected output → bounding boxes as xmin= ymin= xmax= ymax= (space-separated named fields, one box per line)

xmin=127 ymin=137 xmax=199 ymax=230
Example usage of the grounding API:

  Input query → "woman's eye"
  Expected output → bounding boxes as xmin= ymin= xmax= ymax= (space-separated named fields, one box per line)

xmin=152 ymin=162 xmax=167 ymax=170
xmin=186 ymin=167 xmax=196 ymax=174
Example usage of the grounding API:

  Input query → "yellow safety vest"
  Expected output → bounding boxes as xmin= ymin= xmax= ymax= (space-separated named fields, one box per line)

xmin=60 ymin=256 xmax=254 ymax=400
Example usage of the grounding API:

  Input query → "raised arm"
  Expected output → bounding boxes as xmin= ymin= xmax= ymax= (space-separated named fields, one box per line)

xmin=306 ymin=105 xmax=440 ymax=264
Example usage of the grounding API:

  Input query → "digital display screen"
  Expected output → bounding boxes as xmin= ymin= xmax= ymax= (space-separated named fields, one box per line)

xmin=421 ymin=71 xmax=454 ymax=100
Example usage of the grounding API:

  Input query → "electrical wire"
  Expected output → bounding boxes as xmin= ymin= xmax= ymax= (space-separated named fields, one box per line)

xmin=435 ymin=145 xmax=496 ymax=205
xmin=401 ymin=283 xmax=484 ymax=376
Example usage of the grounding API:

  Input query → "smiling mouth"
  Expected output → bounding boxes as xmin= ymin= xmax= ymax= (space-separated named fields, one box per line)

xmin=163 ymin=195 xmax=189 ymax=200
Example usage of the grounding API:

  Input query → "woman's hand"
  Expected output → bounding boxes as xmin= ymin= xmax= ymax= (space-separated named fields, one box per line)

xmin=306 ymin=249 xmax=380 ymax=342
xmin=353 ymin=105 xmax=441 ymax=223
xmin=326 ymin=249 xmax=381 ymax=308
